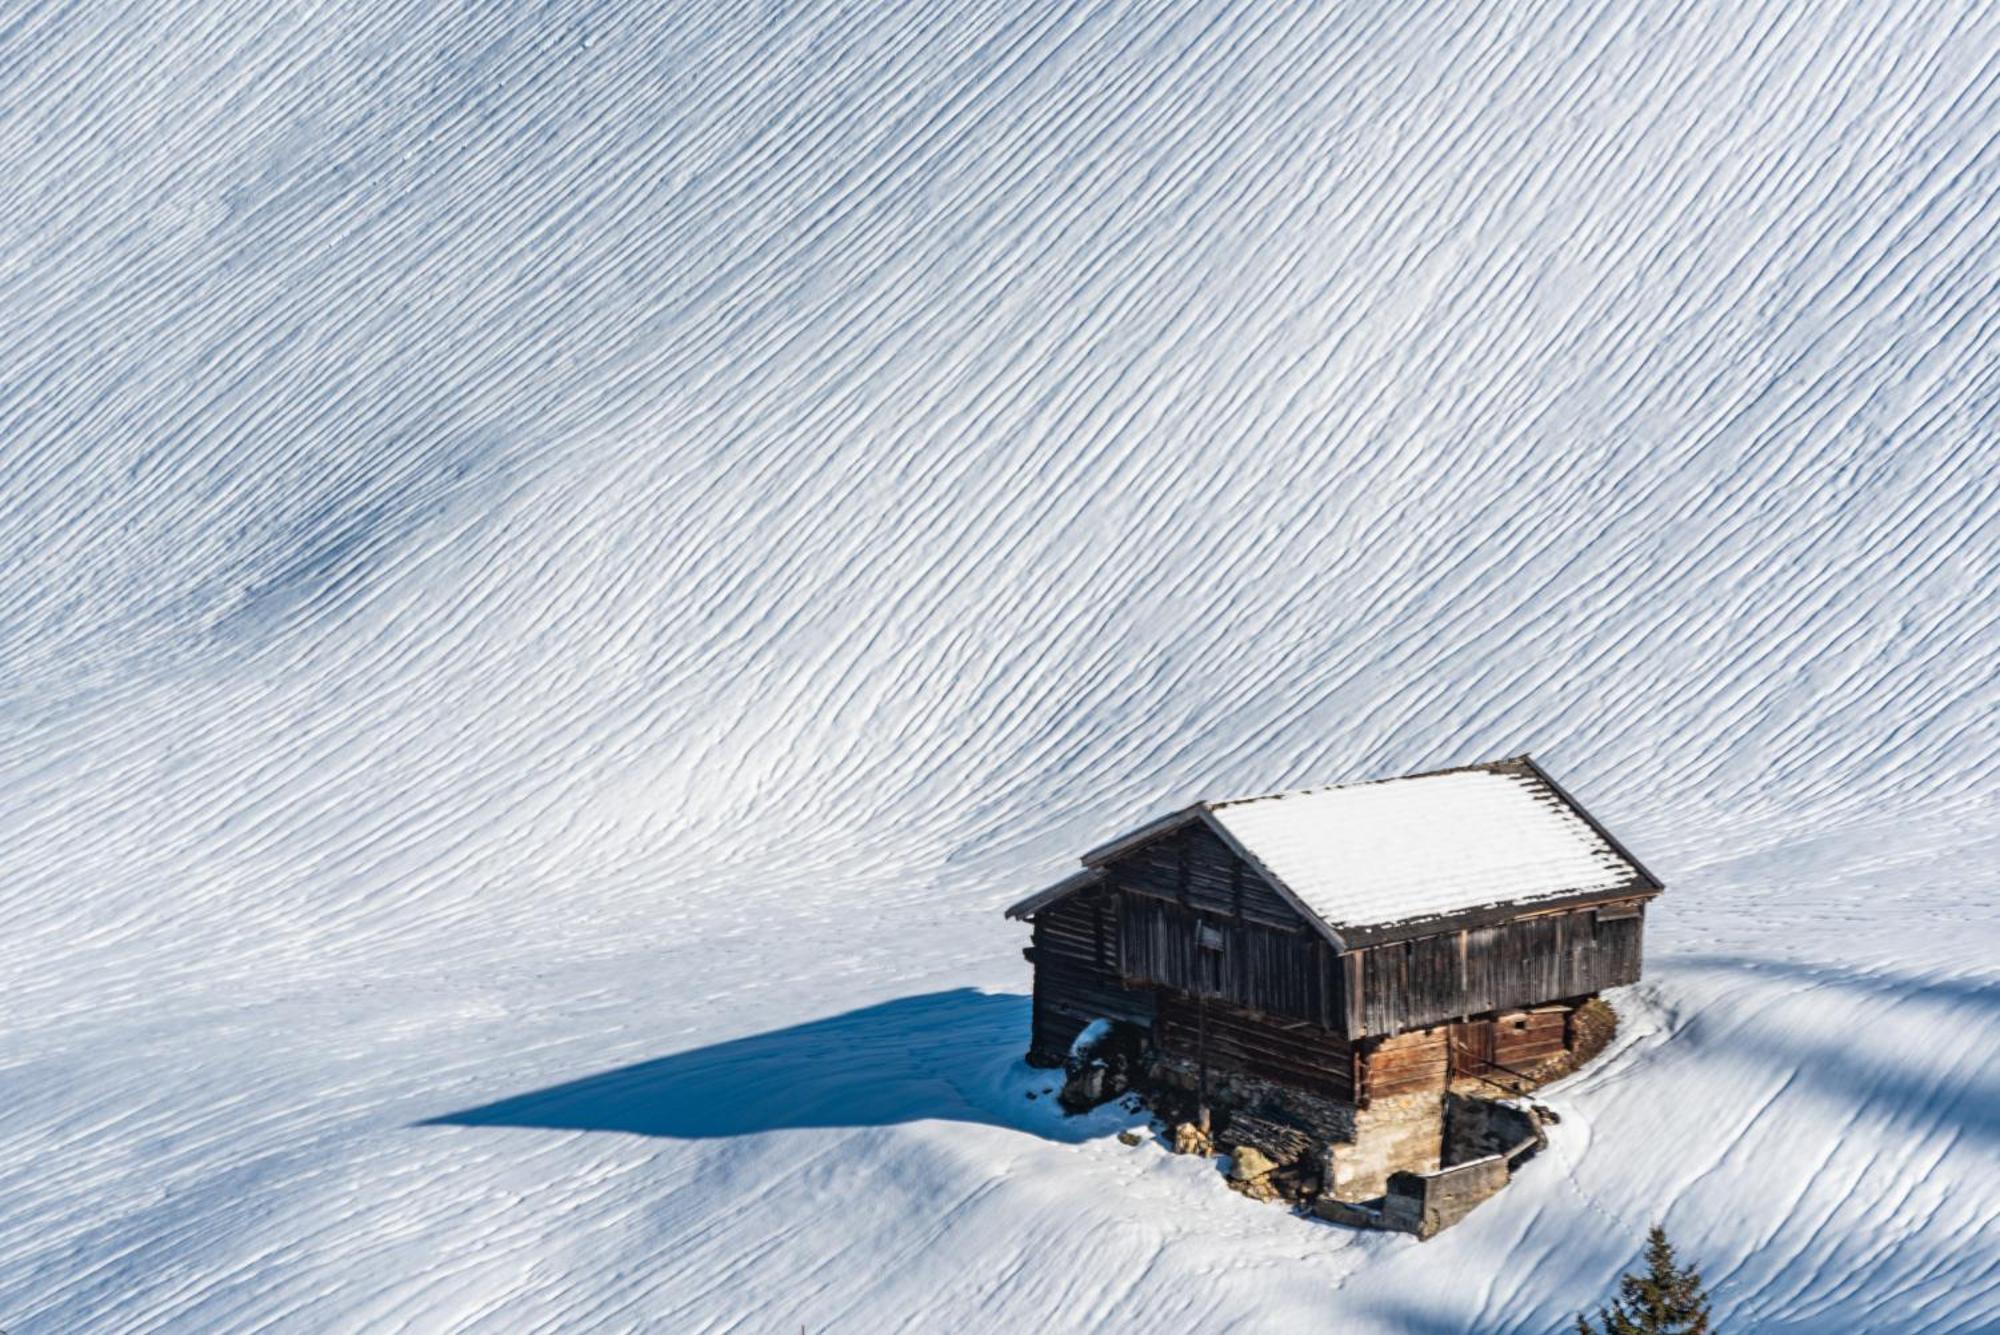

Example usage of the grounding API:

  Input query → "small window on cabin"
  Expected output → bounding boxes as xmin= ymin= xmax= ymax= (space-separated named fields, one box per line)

xmin=1197 ymin=922 xmax=1225 ymax=952
xmin=1596 ymin=903 xmax=1642 ymax=923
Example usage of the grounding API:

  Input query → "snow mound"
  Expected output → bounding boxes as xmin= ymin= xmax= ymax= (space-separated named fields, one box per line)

xmin=1 ymin=1 xmax=1995 ymax=1331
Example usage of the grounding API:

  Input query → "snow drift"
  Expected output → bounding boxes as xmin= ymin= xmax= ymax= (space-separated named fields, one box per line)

xmin=1 ymin=0 xmax=1995 ymax=1330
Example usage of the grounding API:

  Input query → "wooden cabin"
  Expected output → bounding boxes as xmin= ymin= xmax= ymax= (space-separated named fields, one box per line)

xmin=1005 ymin=755 xmax=1662 ymax=1199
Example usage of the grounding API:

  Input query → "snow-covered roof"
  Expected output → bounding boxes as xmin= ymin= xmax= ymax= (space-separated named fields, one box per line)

xmin=1203 ymin=760 xmax=1654 ymax=938
xmin=1007 ymin=758 xmax=1659 ymax=942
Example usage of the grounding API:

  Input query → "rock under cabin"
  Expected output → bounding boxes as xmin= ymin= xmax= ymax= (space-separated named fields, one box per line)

xmin=1005 ymin=755 xmax=1662 ymax=1236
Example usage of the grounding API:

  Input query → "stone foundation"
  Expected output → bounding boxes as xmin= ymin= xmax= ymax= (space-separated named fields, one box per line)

xmin=1143 ymin=1055 xmax=1453 ymax=1206
xmin=1328 ymin=1091 xmax=1444 ymax=1201
xmin=1146 ymin=1055 xmax=1357 ymax=1144
xmin=1382 ymin=1155 xmax=1511 ymax=1238
xmin=1067 ymin=1024 xmax=1558 ymax=1237
xmin=1316 ymin=1098 xmax=1546 ymax=1238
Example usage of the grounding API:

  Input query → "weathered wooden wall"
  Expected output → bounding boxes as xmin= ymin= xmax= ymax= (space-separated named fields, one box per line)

xmin=1109 ymin=822 xmax=1303 ymax=929
xmin=1156 ymin=992 xmax=1354 ymax=1100
xmin=1027 ymin=892 xmax=1154 ymax=1062
xmin=1492 ymin=1005 xmax=1572 ymax=1069
xmin=1105 ymin=821 xmax=1344 ymax=1027
xmin=1355 ymin=903 xmax=1642 ymax=1035
xmin=1117 ymin=895 xmax=1341 ymax=1028
xmin=1360 ymin=1026 xmax=1450 ymax=1099
xmin=1449 ymin=1004 xmax=1573 ymax=1078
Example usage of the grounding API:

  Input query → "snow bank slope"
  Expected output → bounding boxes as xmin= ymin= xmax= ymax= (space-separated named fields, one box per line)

xmin=1 ymin=1 xmax=1994 ymax=1330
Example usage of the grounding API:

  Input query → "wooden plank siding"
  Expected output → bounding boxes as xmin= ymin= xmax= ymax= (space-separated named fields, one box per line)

xmin=1355 ymin=904 xmax=1644 ymax=1035
xmin=1156 ymin=992 xmax=1354 ymax=1100
xmin=1027 ymin=893 xmax=1154 ymax=1061
xmin=1117 ymin=894 xmax=1341 ymax=1028
xmin=1492 ymin=1007 xmax=1571 ymax=1069
xmin=1098 ymin=819 xmax=1347 ymax=1028
xmin=1360 ymin=1027 xmax=1450 ymax=1099
xmin=1110 ymin=822 xmax=1304 ymax=930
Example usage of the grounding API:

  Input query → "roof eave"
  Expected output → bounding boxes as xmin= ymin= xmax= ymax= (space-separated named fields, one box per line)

xmin=1002 ymin=866 xmax=1104 ymax=920
xmin=1079 ymin=806 xmax=1203 ymax=867
xmin=1336 ymin=881 xmax=1663 ymax=948
xmin=1515 ymin=754 xmax=1666 ymax=892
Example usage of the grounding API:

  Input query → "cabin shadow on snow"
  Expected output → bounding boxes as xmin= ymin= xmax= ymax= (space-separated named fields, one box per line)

xmin=423 ymin=989 xmax=1098 ymax=1142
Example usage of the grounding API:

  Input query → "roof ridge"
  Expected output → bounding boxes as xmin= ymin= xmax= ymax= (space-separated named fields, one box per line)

xmin=1201 ymin=754 xmax=1533 ymax=810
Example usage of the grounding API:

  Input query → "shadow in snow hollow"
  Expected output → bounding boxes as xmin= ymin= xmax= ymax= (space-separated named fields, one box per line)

xmin=422 ymin=989 xmax=1103 ymax=1142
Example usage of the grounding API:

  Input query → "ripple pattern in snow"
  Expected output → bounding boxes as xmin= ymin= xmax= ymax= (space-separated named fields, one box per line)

xmin=1 ymin=1 xmax=1996 ymax=1331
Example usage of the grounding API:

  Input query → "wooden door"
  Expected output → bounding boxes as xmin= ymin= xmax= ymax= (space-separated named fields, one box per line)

xmin=1449 ymin=1019 xmax=1495 ymax=1079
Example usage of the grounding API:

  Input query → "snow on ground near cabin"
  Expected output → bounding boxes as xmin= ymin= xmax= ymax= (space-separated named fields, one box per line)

xmin=1 ymin=0 xmax=1997 ymax=1331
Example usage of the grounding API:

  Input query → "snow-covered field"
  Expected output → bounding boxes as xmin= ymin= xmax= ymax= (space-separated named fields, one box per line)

xmin=2 ymin=0 xmax=1996 ymax=1330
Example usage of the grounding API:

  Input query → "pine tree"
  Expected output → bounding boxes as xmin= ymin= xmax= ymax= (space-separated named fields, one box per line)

xmin=1576 ymin=1224 xmax=1713 ymax=1335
